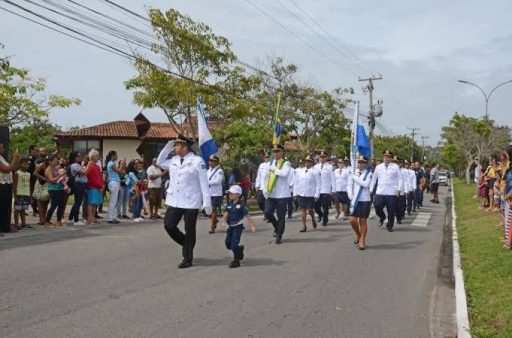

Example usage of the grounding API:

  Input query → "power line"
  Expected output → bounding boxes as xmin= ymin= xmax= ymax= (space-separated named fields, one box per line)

xmin=274 ymin=0 xmax=359 ymax=77
xmin=287 ymin=0 xmax=379 ymax=76
xmin=244 ymin=0 xmax=357 ymax=77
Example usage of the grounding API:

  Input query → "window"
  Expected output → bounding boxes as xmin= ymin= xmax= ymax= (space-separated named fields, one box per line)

xmin=73 ymin=139 xmax=101 ymax=155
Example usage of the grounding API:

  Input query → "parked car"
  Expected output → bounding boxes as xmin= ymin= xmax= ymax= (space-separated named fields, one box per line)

xmin=438 ymin=171 xmax=448 ymax=186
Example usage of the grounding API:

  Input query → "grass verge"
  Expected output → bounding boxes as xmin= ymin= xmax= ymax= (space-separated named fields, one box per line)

xmin=454 ymin=179 xmax=512 ymax=337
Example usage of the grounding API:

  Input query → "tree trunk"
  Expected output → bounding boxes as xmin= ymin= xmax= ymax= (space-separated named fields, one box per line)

xmin=465 ymin=160 xmax=472 ymax=184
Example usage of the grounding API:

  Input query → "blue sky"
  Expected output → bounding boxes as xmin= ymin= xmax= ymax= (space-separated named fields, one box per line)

xmin=1 ymin=0 xmax=512 ymax=145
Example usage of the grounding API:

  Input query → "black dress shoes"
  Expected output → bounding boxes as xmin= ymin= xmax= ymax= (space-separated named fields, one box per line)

xmin=229 ymin=260 xmax=240 ymax=268
xmin=275 ymin=238 xmax=282 ymax=245
xmin=177 ymin=260 xmax=193 ymax=269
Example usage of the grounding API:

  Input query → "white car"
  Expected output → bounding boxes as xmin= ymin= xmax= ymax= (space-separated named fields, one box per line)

xmin=438 ymin=171 xmax=448 ymax=186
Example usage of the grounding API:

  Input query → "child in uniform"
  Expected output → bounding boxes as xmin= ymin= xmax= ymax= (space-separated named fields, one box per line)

xmin=221 ymin=185 xmax=256 ymax=268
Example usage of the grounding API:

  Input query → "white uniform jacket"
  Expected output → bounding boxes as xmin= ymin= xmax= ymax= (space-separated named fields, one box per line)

xmin=408 ymin=169 xmax=418 ymax=193
xmin=314 ymin=162 xmax=336 ymax=194
xmin=288 ymin=168 xmax=296 ymax=195
xmin=399 ymin=168 xmax=409 ymax=196
xmin=255 ymin=161 xmax=269 ymax=191
xmin=157 ymin=141 xmax=211 ymax=209
xmin=334 ymin=166 xmax=351 ymax=192
xmin=261 ymin=159 xmax=292 ymax=199
xmin=293 ymin=167 xmax=320 ymax=198
xmin=347 ymin=168 xmax=373 ymax=202
xmin=370 ymin=162 xmax=403 ymax=196
xmin=207 ymin=165 xmax=224 ymax=197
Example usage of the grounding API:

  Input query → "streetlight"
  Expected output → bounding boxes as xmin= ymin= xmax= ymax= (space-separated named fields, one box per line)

xmin=458 ymin=79 xmax=512 ymax=119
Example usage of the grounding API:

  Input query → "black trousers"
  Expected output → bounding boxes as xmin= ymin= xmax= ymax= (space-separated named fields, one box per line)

xmin=0 ymin=184 xmax=12 ymax=232
xmin=264 ymin=198 xmax=287 ymax=239
xmin=69 ymin=182 xmax=86 ymax=222
xmin=396 ymin=195 xmax=406 ymax=220
xmin=164 ymin=206 xmax=199 ymax=262
xmin=406 ymin=193 xmax=414 ymax=213
xmin=46 ymin=190 xmax=66 ymax=222
xmin=287 ymin=194 xmax=294 ymax=216
xmin=256 ymin=190 xmax=266 ymax=212
xmin=374 ymin=194 xmax=397 ymax=229
xmin=315 ymin=193 xmax=332 ymax=224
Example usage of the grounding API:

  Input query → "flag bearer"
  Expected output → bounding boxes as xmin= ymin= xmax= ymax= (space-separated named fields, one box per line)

xmin=261 ymin=144 xmax=291 ymax=244
xmin=348 ymin=155 xmax=373 ymax=250
xmin=207 ymin=155 xmax=224 ymax=234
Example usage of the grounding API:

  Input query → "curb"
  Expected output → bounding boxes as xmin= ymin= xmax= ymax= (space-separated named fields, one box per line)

xmin=451 ymin=179 xmax=471 ymax=337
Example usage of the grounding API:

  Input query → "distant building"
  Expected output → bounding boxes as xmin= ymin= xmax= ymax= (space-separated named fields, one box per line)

xmin=54 ymin=121 xmax=189 ymax=165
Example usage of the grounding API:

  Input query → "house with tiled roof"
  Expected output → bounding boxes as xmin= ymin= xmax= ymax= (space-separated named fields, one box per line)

xmin=54 ymin=120 xmax=191 ymax=164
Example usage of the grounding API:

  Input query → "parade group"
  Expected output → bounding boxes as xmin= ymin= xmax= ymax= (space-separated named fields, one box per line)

xmin=155 ymin=134 xmax=441 ymax=269
xmin=0 ymin=136 xmax=444 ymax=269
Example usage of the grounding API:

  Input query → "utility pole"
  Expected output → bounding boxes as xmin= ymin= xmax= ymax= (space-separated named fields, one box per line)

xmin=407 ymin=127 xmax=420 ymax=162
xmin=359 ymin=75 xmax=382 ymax=159
xmin=420 ymin=136 xmax=429 ymax=162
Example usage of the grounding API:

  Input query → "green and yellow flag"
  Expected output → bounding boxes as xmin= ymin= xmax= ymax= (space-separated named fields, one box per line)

xmin=267 ymin=93 xmax=283 ymax=194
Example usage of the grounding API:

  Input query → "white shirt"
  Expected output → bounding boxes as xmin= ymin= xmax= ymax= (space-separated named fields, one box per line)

xmin=399 ymin=168 xmax=409 ymax=196
xmin=157 ymin=141 xmax=211 ymax=209
xmin=348 ymin=168 xmax=372 ymax=202
xmin=314 ymin=162 xmax=336 ymax=194
xmin=288 ymin=168 xmax=296 ymax=194
xmin=207 ymin=165 xmax=224 ymax=197
xmin=255 ymin=161 xmax=269 ymax=191
xmin=293 ymin=167 xmax=320 ymax=198
xmin=0 ymin=156 xmax=13 ymax=184
xmin=147 ymin=165 xmax=163 ymax=188
xmin=334 ymin=166 xmax=351 ymax=192
xmin=370 ymin=162 xmax=403 ymax=196
xmin=261 ymin=158 xmax=291 ymax=199
xmin=408 ymin=169 xmax=417 ymax=192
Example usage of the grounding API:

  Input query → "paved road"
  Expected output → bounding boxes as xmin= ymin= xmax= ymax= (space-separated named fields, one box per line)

xmin=0 ymin=187 xmax=455 ymax=337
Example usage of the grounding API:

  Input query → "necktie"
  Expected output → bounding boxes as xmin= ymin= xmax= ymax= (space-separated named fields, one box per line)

xmin=385 ymin=164 xmax=388 ymax=169
xmin=180 ymin=158 xmax=184 ymax=165
xmin=321 ymin=164 xmax=323 ymax=170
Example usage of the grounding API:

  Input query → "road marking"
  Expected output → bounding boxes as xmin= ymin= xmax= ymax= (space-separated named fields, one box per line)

xmin=410 ymin=212 xmax=431 ymax=227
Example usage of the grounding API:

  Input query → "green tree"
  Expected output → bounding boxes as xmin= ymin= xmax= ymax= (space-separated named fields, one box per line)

xmin=440 ymin=112 xmax=511 ymax=183
xmin=373 ymin=135 xmax=421 ymax=162
xmin=9 ymin=118 xmax=61 ymax=155
xmin=0 ymin=46 xmax=80 ymax=126
xmin=125 ymin=8 xmax=237 ymax=136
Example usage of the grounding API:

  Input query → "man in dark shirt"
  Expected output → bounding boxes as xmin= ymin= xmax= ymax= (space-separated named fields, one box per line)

xmin=27 ymin=145 xmax=39 ymax=215
xmin=413 ymin=162 xmax=425 ymax=210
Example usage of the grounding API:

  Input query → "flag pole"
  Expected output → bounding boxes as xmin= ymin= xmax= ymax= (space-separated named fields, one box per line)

xmin=350 ymin=101 xmax=360 ymax=214
xmin=272 ymin=92 xmax=282 ymax=146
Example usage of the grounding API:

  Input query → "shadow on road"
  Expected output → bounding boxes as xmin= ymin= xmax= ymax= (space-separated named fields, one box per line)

xmin=367 ymin=240 xmax=425 ymax=250
xmin=194 ymin=257 xmax=287 ymax=267
xmin=284 ymin=234 xmax=345 ymax=244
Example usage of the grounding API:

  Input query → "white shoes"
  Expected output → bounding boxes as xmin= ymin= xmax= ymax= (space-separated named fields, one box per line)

xmin=73 ymin=221 xmax=86 ymax=226
xmin=133 ymin=218 xmax=143 ymax=223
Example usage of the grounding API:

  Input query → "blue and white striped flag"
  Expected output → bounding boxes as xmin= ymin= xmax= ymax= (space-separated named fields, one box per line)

xmin=197 ymin=96 xmax=218 ymax=166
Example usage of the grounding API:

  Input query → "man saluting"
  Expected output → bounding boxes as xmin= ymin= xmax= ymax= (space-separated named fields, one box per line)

xmin=157 ymin=134 xmax=212 ymax=268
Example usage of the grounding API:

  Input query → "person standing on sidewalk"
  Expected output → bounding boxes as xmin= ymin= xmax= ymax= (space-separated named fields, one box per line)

xmin=261 ymin=144 xmax=291 ymax=244
xmin=254 ymin=152 xmax=270 ymax=213
xmin=27 ymin=145 xmax=39 ymax=216
xmin=293 ymin=155 xmax=320 ymax=232
xmin=86 ymin=149 xmax=104 ymax=225
xmin=207 ymin=155 xmax=224 ymax=233
xmin=147 ymin=158 xmax=164 ymax=220
xmin=68 ymin=152 xmax=88 ymax=226
xmin=44 ymin=155 xmax=67 ymax=227
xmin=370 ymin=150 xmax=402 ymax=232
xmin=0 ymin=143 xmax=19 ymax=235
xmin=13 ymin=158 xmax=31 ymax=230
xmin=314 ymin=151 xmax=336 ymax=226
xmin=157 ymin=135 xmax=212 ymax=269
xmin=106 ymin=151 xmax=125 ymax=224
xmin=429 ymin=163 xmax=440 ymax=204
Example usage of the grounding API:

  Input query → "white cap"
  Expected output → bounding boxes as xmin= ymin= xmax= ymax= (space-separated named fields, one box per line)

xmin=228 ymin=185 xmax=242 ymax=195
